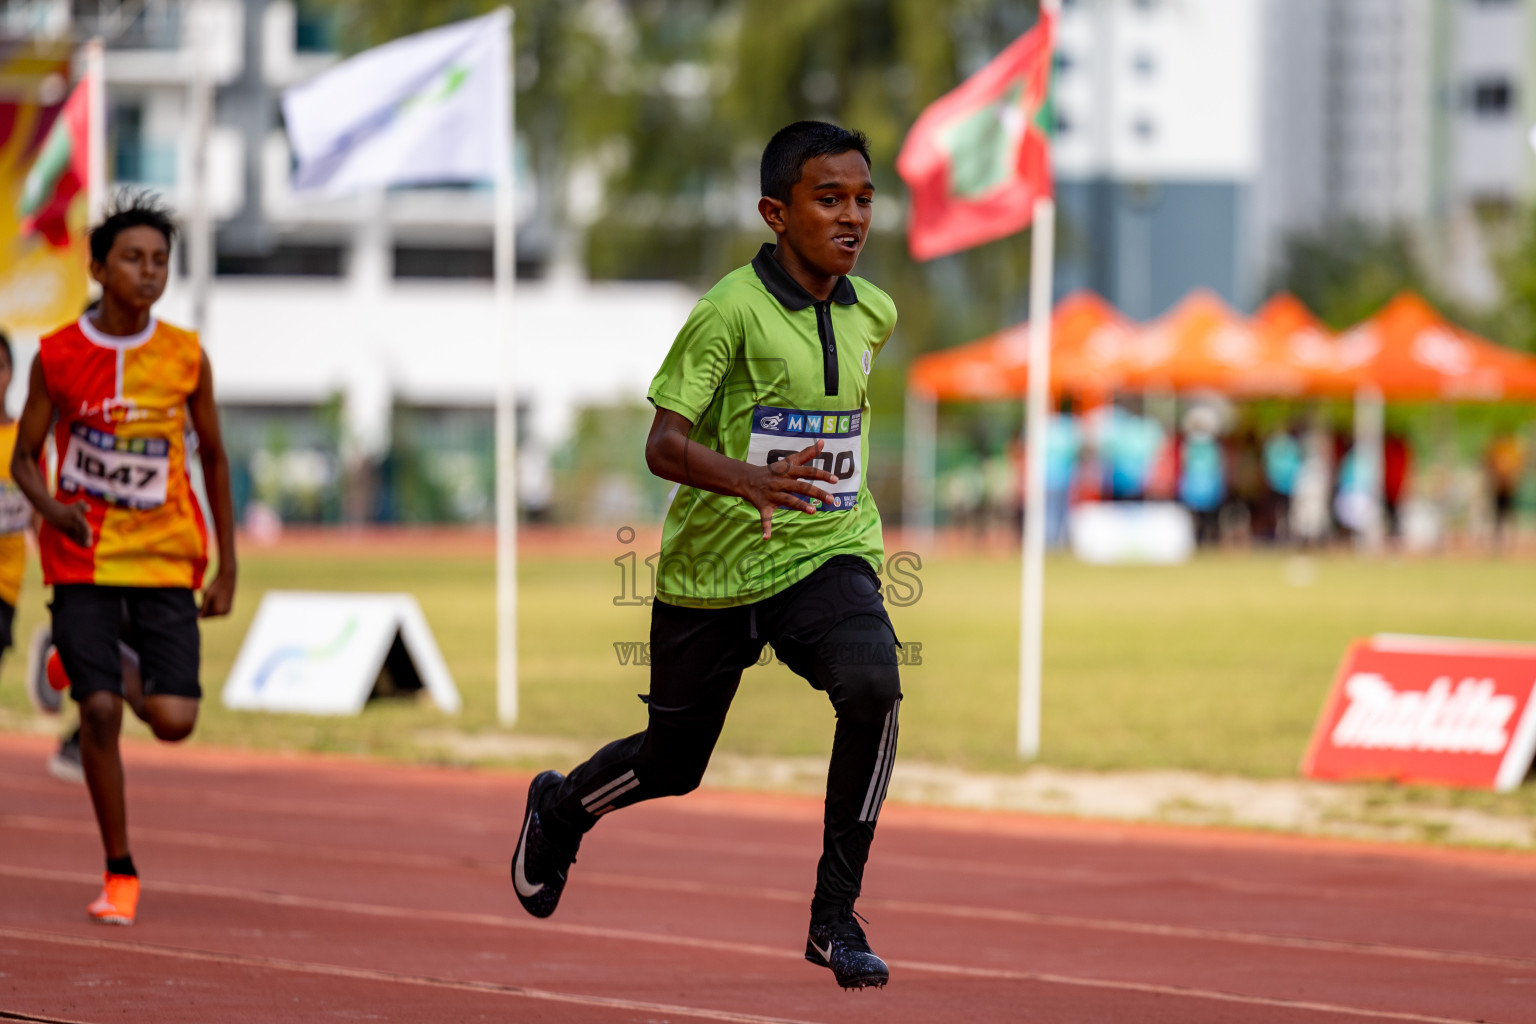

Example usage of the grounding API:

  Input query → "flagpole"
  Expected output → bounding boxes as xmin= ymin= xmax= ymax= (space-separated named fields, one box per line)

xmin=1018 ymin=194 xmax=1055 ymax=758
xmin=186 ymin=0 xmax=215 ymax=338
xmin=494 ymin=8 xmax=519 ymax=725
xmin=85 ymin=37 xmax=105 ymax=224
xmin=1015 ymin=0 xmax=1059 ymax=759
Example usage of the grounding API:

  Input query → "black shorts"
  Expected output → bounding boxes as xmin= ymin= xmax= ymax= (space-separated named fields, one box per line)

xmin=51 ymin=585 xmax=201 ymax=702
xmin=0 ymin=598 xmax=14 ymax=656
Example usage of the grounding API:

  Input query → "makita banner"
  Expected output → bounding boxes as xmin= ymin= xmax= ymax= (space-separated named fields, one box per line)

xmin=1302 ymin=635 xmax=1536 ymax=792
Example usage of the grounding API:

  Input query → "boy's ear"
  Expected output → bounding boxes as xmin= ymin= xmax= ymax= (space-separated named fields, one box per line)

xmin=88 ymin=260 xmax=106 ymax=288
xmin=758 ymin=195 xmax=789 ymax=236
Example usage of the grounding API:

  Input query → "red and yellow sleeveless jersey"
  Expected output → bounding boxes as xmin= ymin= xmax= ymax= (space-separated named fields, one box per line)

xmin=0 ymin=421 xmax=30 ymax=606
xmin=38 ymin=316 xmax=208 ymax=589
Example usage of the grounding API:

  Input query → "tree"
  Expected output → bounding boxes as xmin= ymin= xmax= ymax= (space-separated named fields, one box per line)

xmin=1268 ymin=220 xmax=1437 ymax=333
xmin=1483 ymin=204 xmax=1536 ymax=355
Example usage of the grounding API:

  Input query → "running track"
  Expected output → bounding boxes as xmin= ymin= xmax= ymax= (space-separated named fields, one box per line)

xmin=2 ymin=733 xmax=1534 ymax=1023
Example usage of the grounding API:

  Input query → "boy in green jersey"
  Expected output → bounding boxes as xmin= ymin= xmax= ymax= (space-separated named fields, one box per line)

xmin=512 ymin=122 xmax=901 ymax=990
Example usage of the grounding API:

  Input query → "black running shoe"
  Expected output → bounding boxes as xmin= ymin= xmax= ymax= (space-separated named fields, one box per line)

xmin=805 ymin=907 xmax=889 ymax=989
xmin=510 ymin=770 xmax=579 ymax=918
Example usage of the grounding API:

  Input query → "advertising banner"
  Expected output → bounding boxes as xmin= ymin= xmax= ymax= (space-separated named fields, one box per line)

xmin=0 ymin=40 xmax=89 ymax=334
xmin=1301 ymin=634 xmax=1536 ymax=792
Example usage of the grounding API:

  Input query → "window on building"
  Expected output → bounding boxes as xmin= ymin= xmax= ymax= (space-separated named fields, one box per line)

xmin=1470 ymin=78 xmax=1513 ymax=117
xmin=1131 ymin=116 xmax=1155 ymax=141
xmin=1054 ymin=52 xmax=1073 ymax=74
xmin=294 ymin=0 xmax=339 ymax=53
xmin=109 ymin=102 xmax=144 ymax=182
xmin=1054 ymin=112 xmax=1071 ymax=136
xmin=1132 ymin=0 xmax=1158 ymax=11
xmin=218 ymin=245 xmax=346 ymax=277
xmin=1131 ymin=51 xmax=1156 ymax=77
xmin=394 ymin=246 xmax=494 ymax=280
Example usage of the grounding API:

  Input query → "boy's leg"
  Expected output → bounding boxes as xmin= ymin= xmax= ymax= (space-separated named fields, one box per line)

xmin=77 ymin=690 xmax=130 ymax=859
xmin=121 ymin=588 xmax=201 ymax=742
xmin=545 ymin=601 xmax=763 ymax=836
xmin=763 ymin=558 xmax=901 ymax=989
xmin=52 ymin=586 xmax=139 ymax=885
xmin=775 ymin=612 xmax=902 ymax=915
xmin=512 ymin=600 xmax=762 ymax=918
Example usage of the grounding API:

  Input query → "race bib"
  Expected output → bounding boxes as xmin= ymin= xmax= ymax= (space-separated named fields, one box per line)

xmin=747 ymin=405 xmax=862 ymax=511
xmin=59 ymin=423 xmax=170 ymax=510
xmin=0 ymin=481 xmax=30 ymax=534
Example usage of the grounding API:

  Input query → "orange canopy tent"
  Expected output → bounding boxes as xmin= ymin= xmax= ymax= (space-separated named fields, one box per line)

xmin=1090 ymin=290 xmax=1362 ymax=397
xmin=1333 ymin=292 xmax=1536 ymax=402
xmin=906 ymin=290 xmax=1126 ymax=399
xmin=907 ymin=289 xmax=1369 ymax=400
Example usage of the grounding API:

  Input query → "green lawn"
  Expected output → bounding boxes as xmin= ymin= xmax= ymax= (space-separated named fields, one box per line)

xmin=4 ymin=545 xmax=1535 ymax=788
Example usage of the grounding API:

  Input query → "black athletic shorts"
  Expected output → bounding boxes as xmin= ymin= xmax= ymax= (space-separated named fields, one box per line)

xmin=51 ymin=585 xmax=201 ymax=702
xmin=0 ymin=598 xmax=14 ymax=656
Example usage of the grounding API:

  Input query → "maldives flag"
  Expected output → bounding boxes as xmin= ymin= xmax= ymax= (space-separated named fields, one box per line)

xmin=896 ymin=13 xmax=1054 ymax=262
xmin=19 ymin=70 xmax=91 ymax=248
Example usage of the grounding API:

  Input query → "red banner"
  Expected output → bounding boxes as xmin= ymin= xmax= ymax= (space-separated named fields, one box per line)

xmin=1302 ymin=635 xmax=1536 ymax=791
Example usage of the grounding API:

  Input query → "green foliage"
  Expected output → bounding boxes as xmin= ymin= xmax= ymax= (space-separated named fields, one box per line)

xmin=1268 ymin=220 xmax=1439 ymax=332
xmin=1482 ymin=204 xmax=1536 ymax=355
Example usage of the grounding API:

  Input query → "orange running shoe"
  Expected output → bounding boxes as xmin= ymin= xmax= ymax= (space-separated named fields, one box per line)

xmin=46 ymin=649 xmax=69 ymax=692
xmin=87 ymin=873 xmax=139 ymax=925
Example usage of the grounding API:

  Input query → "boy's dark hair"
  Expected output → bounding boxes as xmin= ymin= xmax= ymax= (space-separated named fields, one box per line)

xmin=89 ymin=189 xmax=178 ymax=265
xmin=760 ymin=121 xmax=871 ymax=204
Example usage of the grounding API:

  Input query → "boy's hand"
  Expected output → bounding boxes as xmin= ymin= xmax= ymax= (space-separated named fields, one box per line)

xmin=199 ymin=569 xmax=236 ymax=618
xmin=46 ymin=501 xmax=92 ymax=548
xmin=740 ymin=440 xmax=840 ymax=539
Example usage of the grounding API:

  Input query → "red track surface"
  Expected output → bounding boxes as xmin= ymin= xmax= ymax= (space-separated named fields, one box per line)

xmin=3 ymin=733 xmax=1535 ymax=1023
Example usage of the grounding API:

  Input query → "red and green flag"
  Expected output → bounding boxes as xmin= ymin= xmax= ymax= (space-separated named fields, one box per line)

xmin=19 ymin=69 xmax=92 ymax=248
xmin=896 ymin=13 xmax=1054 ymax=262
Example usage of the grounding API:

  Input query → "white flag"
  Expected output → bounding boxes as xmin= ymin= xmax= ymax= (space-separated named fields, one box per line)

xmin=283 ymin=9 xmax=510 ymax=196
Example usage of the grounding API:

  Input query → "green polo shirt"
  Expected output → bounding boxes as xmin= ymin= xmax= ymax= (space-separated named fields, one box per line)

xmin=647 ymin=243 xmax=898 ymax=608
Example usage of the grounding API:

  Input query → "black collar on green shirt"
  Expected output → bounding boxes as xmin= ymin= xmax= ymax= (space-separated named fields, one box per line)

xmin=751 ymin=243 xmax=859 ymax=310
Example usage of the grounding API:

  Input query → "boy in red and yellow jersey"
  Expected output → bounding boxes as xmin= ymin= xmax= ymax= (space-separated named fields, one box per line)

xmin=0 ymin=335 xmax=31 ymax=660
xmin=13 ymin=193 xmax=237 ymax=926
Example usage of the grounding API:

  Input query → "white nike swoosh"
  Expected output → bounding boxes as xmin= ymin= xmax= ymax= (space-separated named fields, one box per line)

xmin=513 ymin=813 xmax=544 ymax=898
xmin=810 ymin=937 xmax=833 ymax=963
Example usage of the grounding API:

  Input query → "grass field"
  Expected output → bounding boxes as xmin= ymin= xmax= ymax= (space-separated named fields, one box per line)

xmin=4 ymin=537 xmax=1535 ymax=809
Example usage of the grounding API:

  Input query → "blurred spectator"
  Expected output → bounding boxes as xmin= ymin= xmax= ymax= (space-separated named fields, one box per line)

xmin=1227 ymin=426 xmax=1267 ymax=544
xmin=1486 ymin=431 xmax=1525 ymax=549
xmin=1044 ymin=397 xmax=1082 ymax=548
xmin=983 ymin=454 xmax=1016 ymax=536
xmin=1263 ymin=423 xmax=1303 ymax=544
xmin=1178 ymin=406 xmax=1226 ymax=546
xmin=1291 ymin=426 xmax=1333 ymax=548
xmin=1382 ymin=430 xmax=1411 ymax=540
xmin=1089 ymin=398 xmax=1166 ymax=501
xmin=943 ymin=460 xmax=987 ymax=538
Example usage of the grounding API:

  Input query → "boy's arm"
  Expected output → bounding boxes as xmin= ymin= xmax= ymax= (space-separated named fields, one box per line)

xmin=644 ymin=408 xmax=838 ymax=540
xmin=187 ymin=351 xmax=237 ymax=618
xmin=12 ymin=359 xmax=90 ymax=547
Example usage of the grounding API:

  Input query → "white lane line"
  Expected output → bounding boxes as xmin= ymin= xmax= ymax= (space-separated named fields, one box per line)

xmin=5 ymin=818 xmax=1532 ymax=974
xmin=8 ymin=771 xmax=1536 ymax=923
xmin=0 ymin=926 xmax=824 ymax=1024
xmin=0 ymin=866 xmax=1507 ymax=1023
xmin=0 ymin=1009 xmax=99 ymax=1024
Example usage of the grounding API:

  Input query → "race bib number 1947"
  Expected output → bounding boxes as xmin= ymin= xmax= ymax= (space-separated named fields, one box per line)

xmin=59 ymin=423 xmax=170 ymax=510
xmin=747 ymin=404 xmax=861 ymax=511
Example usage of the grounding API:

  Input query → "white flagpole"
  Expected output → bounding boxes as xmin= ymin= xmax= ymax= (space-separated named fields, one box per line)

xmin=1018 ymin=194 xmax=1055 ymax=758
xmin=186 ymin=0 xmax=215 ymax=337
xmin=85 ymin=37 xmax=105 ymax=223
xmin=494 ymin=9 xmax=519 ymax=725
